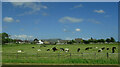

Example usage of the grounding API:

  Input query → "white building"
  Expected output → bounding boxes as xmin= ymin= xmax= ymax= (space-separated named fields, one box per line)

xmin=37 ymin=40 xmax=44 ymax=44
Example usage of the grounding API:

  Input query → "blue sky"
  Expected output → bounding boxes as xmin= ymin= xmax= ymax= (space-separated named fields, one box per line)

xmin=2 ymin=2 xmax=118 ymax=40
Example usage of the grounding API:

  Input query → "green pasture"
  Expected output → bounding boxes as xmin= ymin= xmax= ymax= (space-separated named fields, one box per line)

xmin=2 ymin=44 xmax=119 ymax=64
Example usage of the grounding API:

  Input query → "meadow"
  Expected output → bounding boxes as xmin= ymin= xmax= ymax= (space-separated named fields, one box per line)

xmin=2 ymin=43 xmax=119 ymax=64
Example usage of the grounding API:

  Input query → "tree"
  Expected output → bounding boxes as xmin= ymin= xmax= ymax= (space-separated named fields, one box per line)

xmin=100 ymin=39 xmax=105 ymax=43
xmin=110 ymin=37 xmax=115 ymax=42
xmin=83 ymin=40 xmax=90 ymax=44
xmin=2 ymin=32 xmax=9 ymax=44
xmin=106 ymin=38 xmax=111 ymax=43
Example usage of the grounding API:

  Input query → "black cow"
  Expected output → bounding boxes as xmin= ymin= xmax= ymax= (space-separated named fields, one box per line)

xmin=98 ymin=49 xmax=102 ymax=52
xmin=106 ymin=48 xmax=109 ymax=50
xmin=60 ymin=48 xmax=64 ymax=51
xmin=101 ymin=47 xmax=105 ymax=50
xmin=52 ymin=47 xmax=58 ymax=52
xmin=47 ymin=49 xmax=50 ymax=51
xmin=85 ymin=47 xmax=89 ymax=50
xmin=77 ymin=48 xmax=80 ymax=52
xmin=112 ymin=47 xmax=116 ymax=53
xmin=32 ymin=47 xmax=35 ymax=48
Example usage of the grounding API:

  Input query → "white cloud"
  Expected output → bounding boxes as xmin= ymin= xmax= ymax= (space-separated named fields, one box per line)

xmin=11 ymin=34 xmax=34 ymax=40
xmin=94 ymin=9 xmax=105 ymax=13
xmin=3 ymin=17 xmax=20 ymax=23
xmin=11 ymin=2 xmax=48 ymax=16
xmin=3 ymin=17 xmax=14 ymax=22
xmin=87 ymin=19 xmax=100 ymax=24
xmin=59 ymin=16 xmax=83 ymax=23
xmin=74 ymin=4 xmax=83 ymax=8
xmin=75 ymin=28 xmax=80 ymax=31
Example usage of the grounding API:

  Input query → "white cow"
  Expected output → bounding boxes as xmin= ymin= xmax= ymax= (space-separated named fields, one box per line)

xmin=37 ymin=40 xmax=44 ymax=44
xmin=65 ymin=48 xmax=69 ymax=52
xmin=37 ymin=49 xmax=41 ymax=51
xmin=17 ymin=50 xmax=22 ymax=53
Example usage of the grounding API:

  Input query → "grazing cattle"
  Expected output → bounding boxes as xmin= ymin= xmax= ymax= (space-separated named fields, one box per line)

xmin=60 ymin=48 xmax=64 ymax=51
xmin=101 ymin=47 xmax=105 ymax=50
xmin=107 ymin=48 xmax=109 ymax=50
xmin=32 ymin=47 xmax=35 ymax=48
xmin=96 ymin=47 xmax=98 ymax=49
xmin=94 ymin=47 xmax=98 ymax=49
xmin=17 ymin=50 xmax=23 ymax=53
xmin=47 ymin=49 xmax=50 ymax=51
xmin=65 ymin=48 xmax=69 ymax=52
xmin=98 ymin=49 xmax=102 ymax=52
xmin=85 ymin=47 xmax=89 ymax=50
xmin=37 ymin=49 xmax=41 ymax=51
xmin=77 ymin=48 xmax=80 ymax=52
xmin=52 ymin=47 xmax=58 ymax=52
xmin=112 ymin=47 xmax=116 ymax=53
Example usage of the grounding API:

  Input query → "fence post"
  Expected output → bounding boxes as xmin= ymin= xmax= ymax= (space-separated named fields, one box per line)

xmin=107 ymin=52 xmax=109 ymax=59
xmin=37 ymin=53 xmax=38 ymax=59
xmin=70 ymin=53 xmax=71 ymax=59
xmin=81 ymin=53 xmax=83 ymax=59
xmin=95 ymin=53 xmax=96 ymax=59
xmin=16 ymin=53 xmax=18 ymax=59
xmin=58 ymin=53 xmax=60 ymax=60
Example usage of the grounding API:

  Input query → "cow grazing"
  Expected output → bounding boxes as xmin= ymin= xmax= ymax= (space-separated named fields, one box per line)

xmin=32 ymin=47 xmax=35 ymax=48
xmin=95 ymin=47 xmax=98 ymax=49
xmin=77 ymin=48 xmax=80 ymax=52
xmin=60 ymin=48 xmax=64 ymax=51
xmin=85 ymin=47 xmax=89 ymax=50
xmin=98 ymin=49 xmax=102 ymax=52
xmin=112 ymin=47 xmax=116 ymax=53
xmin=106 ymin=48 xmax=109 ymax=50
xmin=65 ymin=48 xmax=69 ymax=52
xmin=52 ymin=47 xmax=58 ymax=52
xmin=17 ymin=50 xmax=23 ymax=53
xmin=47 ymin=49 xmax=50 ymax=51
xmin=37 ymin=49 xmax=41 ymax=51
xmin=101 ymin=47 xmax=105 ymax=50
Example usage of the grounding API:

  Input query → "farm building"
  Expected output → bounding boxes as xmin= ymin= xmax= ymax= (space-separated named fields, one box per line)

xmin=75 ymin=38 xmax=83 ymax=43
xmin=57 ymin=40 xmax=71 ymax=44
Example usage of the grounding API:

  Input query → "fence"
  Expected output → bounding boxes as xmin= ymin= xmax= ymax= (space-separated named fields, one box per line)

xmin=2 ymin=52 xmax=119 ymax=60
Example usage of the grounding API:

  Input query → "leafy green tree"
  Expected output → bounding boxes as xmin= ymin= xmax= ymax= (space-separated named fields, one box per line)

xmin=110 ymin=37 xmax=115 ymax=42
xmin=83 ymin=40 xmax=90 ymax=44
xmin=106 ymin=38 xmax=111 ymax=43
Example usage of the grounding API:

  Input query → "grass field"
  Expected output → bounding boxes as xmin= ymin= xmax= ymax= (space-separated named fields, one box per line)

xmin=2 ymin=43 xmax=119 ymax=64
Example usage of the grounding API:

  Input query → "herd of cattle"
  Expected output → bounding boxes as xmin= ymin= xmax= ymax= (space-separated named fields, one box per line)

xmin=17 ymin=45 xmax=117 ymax=53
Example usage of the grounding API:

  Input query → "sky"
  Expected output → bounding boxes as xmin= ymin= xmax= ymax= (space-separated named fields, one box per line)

xmin=2 ymin=2 xmax=118 ymax=40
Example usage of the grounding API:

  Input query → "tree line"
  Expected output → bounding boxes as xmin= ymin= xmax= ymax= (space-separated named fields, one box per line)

xmin=0 ymin=32 xmax=118 ymax=45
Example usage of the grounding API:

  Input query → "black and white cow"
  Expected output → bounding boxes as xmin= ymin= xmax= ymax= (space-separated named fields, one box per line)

xmin=60 ymin=48 xmax=64 ymax=51
xmin=52 ymin=47 xmax=58 ymax=52
xmin=112 ymin=47 xmax=116 ymax=53
xmin=77 ymin=48 xmax=80 ymax=52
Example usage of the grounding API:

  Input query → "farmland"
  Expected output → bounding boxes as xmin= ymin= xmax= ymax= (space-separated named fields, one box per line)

xmin=2 ymin=43 xmax=119 ymax=64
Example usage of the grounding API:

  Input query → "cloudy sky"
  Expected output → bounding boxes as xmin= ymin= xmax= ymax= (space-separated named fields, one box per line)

xmin=2 ymin=2 xmax=118 ymax=40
